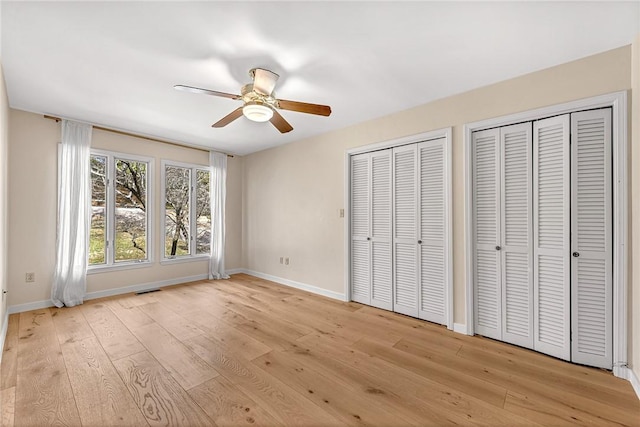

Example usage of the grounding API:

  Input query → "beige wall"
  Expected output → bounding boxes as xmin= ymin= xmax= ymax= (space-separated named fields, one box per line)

xmin=243 ymin=46 xmax=632 ymax=328
xmin=631 ymin=34 xmax=640 ymax=385
xmin=0 ymin=62 xmax=9 ymax=333
xmin=7 ymin=110 xmax=242 ymax=307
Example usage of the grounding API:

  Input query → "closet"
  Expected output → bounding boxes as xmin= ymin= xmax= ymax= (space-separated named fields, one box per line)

xmin=350 ymin=135 xmax=450 ymax=326
xmin=472 ymin=108 xmax=612 ymax=369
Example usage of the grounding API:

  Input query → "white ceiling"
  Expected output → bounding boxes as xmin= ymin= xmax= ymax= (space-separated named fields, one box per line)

xmin=2 ymin=1 xmax=639 ymax=155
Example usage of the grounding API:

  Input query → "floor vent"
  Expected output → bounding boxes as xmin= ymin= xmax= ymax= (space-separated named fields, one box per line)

xmin=135 ymin=289 xmax=161 ymax=295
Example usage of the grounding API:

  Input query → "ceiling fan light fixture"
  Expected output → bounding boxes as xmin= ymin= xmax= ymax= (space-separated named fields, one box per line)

xmin=242 ymin=102 xmax=273 ymax=122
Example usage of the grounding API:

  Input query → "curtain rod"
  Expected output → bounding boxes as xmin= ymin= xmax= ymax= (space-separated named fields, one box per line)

xmin=43 ymin=115 xmax=234 ymax=158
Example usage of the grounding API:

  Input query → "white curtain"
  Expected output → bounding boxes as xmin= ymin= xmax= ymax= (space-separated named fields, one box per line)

xmin=51 ymin=120 xmax=92 ymax=307
xmin=209 ymin=151 xmax=229 ymax=280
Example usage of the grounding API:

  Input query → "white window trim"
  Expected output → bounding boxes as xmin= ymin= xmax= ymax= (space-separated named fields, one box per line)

xmin=463 ymin=91 xmax=628 ymax=378
xmin=161 ymin=159 xmax=211 ymax=262
xmin=343 ymin=127 xmax=453 ymax=330
xmin=88 ymin=149 xmax=154 ymax=271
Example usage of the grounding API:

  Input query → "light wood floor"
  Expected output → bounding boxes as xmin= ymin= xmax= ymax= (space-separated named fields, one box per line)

xmin=1 ymin=274 xmax=638 ymax=426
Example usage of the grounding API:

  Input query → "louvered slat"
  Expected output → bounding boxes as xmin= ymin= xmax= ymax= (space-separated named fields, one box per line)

xmin=533 ymin=115 xmax=570 ymax=361
xmin=501 ymin=123 xmax=533 ymax=348
xmin=420 ymin=143 xmax=444 ymax=241
xmin=473 ymin=129 xmax=501 ymax=339
xmin=504 ymin=253 xmax=530 ymax=337
xmin=393 ymin=145 xmax=418 ymax=317
xmin=351 ymin=240 xmax=369 ymax=301
xmin=418 ymin=139 xmax=447 ymax=324
xmin=370 ymin=150 xmax=393 ymax=310
xmin=571 ymin=109 xmax=612 ymax=369
xmin=476 ymin=249 xmax=498 ymax=330
xmin=351 ymin=155 xmax=369 ymax=237
xmin=372 ymin=153 xmax=391 ymax=238
xmin=420 ymin=246 xmax=444 ymax=319
xmin=395 ymin=243 xmax=417 ymax=309
xmin=372 ymin=242 xmax=392 ymax=306
xmin=350 ymin=153 xmax=370 ymax=305
xmin=394 ymin=150 xmax=416 ymax=240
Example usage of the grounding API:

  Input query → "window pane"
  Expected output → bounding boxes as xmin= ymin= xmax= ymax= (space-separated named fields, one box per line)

xmin=196 ymin=169 xmax=211 ymax=255
xmin=165 ymin=166 xmax=190 ymax=257
xmin=114 ymin=159 xmax=147 ymax=262
xmin=89 ymin=155 xmax=107 ymax=265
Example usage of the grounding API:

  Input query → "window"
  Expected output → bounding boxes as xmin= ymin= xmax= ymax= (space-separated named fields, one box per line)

xmin=162 ymin=161 xmax=211 ymax=260
xmin=89 ymin=150 xmax=152 ymax=268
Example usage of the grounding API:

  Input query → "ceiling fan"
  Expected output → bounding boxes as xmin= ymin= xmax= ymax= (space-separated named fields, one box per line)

xmin=174 ymin=68 xmax=331 ymax=133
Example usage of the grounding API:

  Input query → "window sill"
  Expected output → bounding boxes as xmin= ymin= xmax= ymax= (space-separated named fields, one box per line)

xmin=87 ymin=260 xmax=152 ymax=275
xmin=160 ymin=255 xmax=210 ymax=266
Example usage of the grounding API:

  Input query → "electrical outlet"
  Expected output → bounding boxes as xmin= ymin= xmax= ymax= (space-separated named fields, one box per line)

xmin=339 ymin=208 xmax=344 ymax=218
xmin=285 ymin=257 xmax=290 ymax=265
xmin=25 ymin=272 xmax=35 ymax=282
xmin=280 ymin=257 xmax=284 ymax=264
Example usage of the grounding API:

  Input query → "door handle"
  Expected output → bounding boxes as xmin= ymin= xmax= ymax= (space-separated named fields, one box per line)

xmin=418 ymin=240 xmax=422 ymax=244
xmin=366 ymin=237 xmax=371 ymax=241
xmin=495 ymin=246 xmax=501 ymax=251
xmin=572 ymin=252 xmax=580 ymax=257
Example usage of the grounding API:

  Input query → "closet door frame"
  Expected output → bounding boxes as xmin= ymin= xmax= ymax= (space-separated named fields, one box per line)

xmin=464 ymin=91 xmax=628 ymax=379
xmin=345 ymin=128 xmax=453 ymax=330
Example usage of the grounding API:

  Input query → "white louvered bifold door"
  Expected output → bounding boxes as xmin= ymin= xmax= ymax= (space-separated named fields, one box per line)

xmin=500 ymin=124 xmax=533 ymax=348
xmin=533 ymin=115 xmax=571 ymax=361
xmin=370 ymin=150 xmax=393 ymax=311
xmin=393 ymin=144 xmax=419 ymax=317
xmin=570 ymin=109 xmax=612 ymax=369
xmin=350 ymin=153 xmax=371 ymax=305
xmin=473 ymin=128 xmax=502 ymax=340
xmin=417 ymin=138 xmax=447 ymax=325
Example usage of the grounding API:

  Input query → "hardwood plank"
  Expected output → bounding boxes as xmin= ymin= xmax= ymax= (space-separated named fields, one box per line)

xmin=113 ymin=350 xmax=214 ymax=426
xmin=153 ymin=286 xmax=211 ymax=314
xmin=456 ymin=343 xmax=639 ymax=411
xmin=138 ymin=302 xmax=206 ymax=341
xmin=114 ymin=290 xmax=161 ymax=308
xmin=61 ymin=336 xmax=148 ymax=426
xmin=253 ymin=349 xmax=425 ymax=426
xmin=130 ymin=322 xmax=219 ymax=390
xmin=297 ymin=336 xmax=538 ymax=426
xmin=352 ymin=337 xmax=508 ymax=407
xmin=50 ymin=306 xmax=95 ymax=345
xmin=1 ymin=386 xmax=15 ymax=427
xmin=504 ymin=390 xmax=623 ymax=426
xmin=1 ymin=314 xmax=19 ymax=390
xmin=14 ymin=310 xmax=82 ymax=426
xmin=9 ymin=275 xmax=640 ymax=426
xmin=181 ymin=310 xmax=271 ymax=360
xmin=104 ymin=298 xmax=154 ymax=329
xmin=394 ymin=337 xmax=640 ymax=426
xmin=456 ymin=336 xmax=636 ymax=394
xmin=184 ymin=334 xmax=342 ymax=426
xmin=81 ymin=301 xmax=146 ymax=360
xmin=189 ymin=376 xmax=279 ymax=427
xmin=207 ymin=284 xmax=366 ymax=347
xmin=204 ymin=288 xmax=314 ymax=339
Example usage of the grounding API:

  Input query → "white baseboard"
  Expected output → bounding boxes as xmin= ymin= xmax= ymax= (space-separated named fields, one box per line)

xmin=225 ymin=268 xmax=244 ymax=275
xmin=0 ymin=310 xmax=8 ymax=366
xmin=7 ymin=273 xmax=208 ymax=315
xmin=235 ymin=269 xmax=348 ymax=302
xmin=624 ymin=366 xmax=640 ymax=400
xmin=453 ymin=323 xmax=467 ymax=335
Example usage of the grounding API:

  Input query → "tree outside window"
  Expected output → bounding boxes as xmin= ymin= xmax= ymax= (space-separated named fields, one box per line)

xmin=163 ymin=163 xmax=211 ymax=259
xmin=89 ymin=152 xmax=150 ymax=267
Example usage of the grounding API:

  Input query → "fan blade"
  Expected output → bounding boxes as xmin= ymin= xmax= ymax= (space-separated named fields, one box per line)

xmin=174 ymin=85 xmax=241 ymax=100
xmin=252 ymin=68 xmax=279 ymax=96
xmin=212 ymin=107 xmax=244 ymax=128
xmin=277 ymin=99 xmax=331 ymax=116
xmin=269 ymin=109 xmax=293 ymax=133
